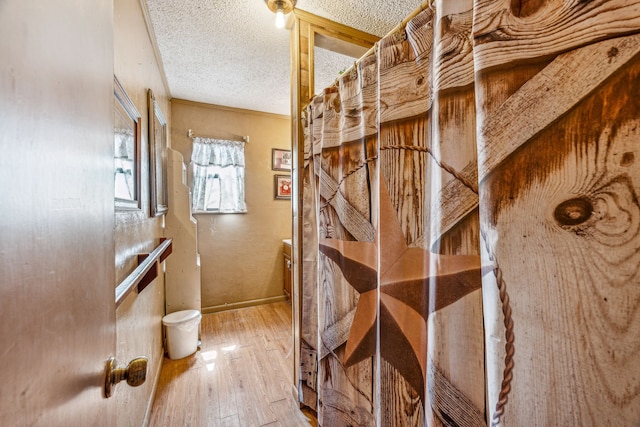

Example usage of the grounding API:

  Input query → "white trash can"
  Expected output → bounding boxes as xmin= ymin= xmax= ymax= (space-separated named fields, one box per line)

xmin=162 ymin=310 xmax=202 ymax=360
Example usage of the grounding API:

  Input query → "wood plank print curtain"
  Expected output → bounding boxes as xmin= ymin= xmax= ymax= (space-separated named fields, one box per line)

xmin=299 ymin=0 xmax=640 ymax=425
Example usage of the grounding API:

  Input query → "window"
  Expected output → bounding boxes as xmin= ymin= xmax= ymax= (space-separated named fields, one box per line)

xmin=191 ymin=137 xmax=247 ymax=213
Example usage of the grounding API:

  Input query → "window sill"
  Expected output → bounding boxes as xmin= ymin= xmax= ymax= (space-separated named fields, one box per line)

xmin=192 ymin=210 xmax=247 ymax=215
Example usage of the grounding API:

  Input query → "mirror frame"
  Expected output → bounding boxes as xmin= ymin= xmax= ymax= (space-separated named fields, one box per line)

xmin=148 ymin=89 xmax=168 ymax=216
xmin=114 ymin=75 xmax=141 ymax=211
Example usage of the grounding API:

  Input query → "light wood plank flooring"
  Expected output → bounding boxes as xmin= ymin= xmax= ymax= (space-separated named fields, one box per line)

xmin=148 ymin=302 xmax=315 ymax=427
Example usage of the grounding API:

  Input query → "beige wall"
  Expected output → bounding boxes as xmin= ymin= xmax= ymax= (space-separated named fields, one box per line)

xmin=171 ymin=100 xmax=292 ymax=312
xmin=113 ymin=0 xmax=170 ymax=424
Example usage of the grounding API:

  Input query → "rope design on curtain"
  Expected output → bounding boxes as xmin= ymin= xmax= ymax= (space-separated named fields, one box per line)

xmin=380 ymin=145 xmax=478 ymax=194
xmin=483 ymin=238 xmax=514 ymax=427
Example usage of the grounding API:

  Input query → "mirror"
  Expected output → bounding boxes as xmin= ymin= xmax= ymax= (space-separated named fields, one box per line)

xmin=148 ymin=89 xmax=168 ymax=216
xmin=114 ymin=76 xmax=141 ymax=210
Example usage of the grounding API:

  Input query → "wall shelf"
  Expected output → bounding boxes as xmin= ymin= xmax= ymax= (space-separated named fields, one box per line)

xmin=115 ymin=238 xmax=173 ymax=307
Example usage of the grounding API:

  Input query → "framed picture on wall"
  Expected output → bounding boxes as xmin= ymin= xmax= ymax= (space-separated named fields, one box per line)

xmin=147 ymin=89 xmax=168 ymax=216
xmin=274 ymin=174 xmax=292 ymax=199
xmin=272 ymin=148 xmax=292 ymax=171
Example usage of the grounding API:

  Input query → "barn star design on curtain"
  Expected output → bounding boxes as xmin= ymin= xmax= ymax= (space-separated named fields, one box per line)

xmin=319 ymin=179 xmax=486 ymax=398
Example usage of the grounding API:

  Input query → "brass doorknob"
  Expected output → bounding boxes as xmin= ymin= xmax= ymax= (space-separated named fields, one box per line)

xmin=104 ymin=356 xmax=148 ymax=398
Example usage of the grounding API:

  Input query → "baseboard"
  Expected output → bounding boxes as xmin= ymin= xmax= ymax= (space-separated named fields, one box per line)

xmin=201 ymin=295 xmax=288 ymax=314
xmin=141 ymin=348 xmax=165 ymax=427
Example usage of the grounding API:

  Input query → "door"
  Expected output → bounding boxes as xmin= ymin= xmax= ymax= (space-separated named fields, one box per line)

xmin=0 ymin=1 xmax=116 ymax=425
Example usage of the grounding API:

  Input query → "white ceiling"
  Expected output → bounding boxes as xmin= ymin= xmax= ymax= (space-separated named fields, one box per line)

xmin=145 ymin=0 xmax=423 ymax=115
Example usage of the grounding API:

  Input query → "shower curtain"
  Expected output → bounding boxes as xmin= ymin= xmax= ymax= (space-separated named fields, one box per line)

xmin=299 ymin=1 xmax=640 ymax=425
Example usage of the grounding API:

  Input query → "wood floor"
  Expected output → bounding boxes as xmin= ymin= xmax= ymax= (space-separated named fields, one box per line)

xmin=148 ymin=301 xmax=315 ymax=427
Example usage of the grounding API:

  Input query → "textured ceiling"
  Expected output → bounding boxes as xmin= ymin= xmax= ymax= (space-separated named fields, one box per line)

xmin=145 ymin=0 xmax=423 ymax=115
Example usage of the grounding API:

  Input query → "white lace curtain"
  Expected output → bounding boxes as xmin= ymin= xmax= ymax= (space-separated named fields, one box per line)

xmin=191 ymin=137 xmax=246 ymax=213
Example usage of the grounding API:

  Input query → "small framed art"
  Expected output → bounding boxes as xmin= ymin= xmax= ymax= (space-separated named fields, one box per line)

xmin=272 ymin=148 xmax=292 ymax=171
xmin=274 ymin=174 xmax=292 ymax=199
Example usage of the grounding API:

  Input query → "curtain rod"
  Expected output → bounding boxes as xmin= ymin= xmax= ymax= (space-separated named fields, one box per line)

xmin=188 ymin=128 xmax=249 ymax=143
xmin=329 ymin=0 xmax=433 ymax=89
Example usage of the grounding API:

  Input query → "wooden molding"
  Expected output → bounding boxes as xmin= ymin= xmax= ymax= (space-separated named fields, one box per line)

xmin=170 ymin=98 xmax=291 ymax=120
xmin=201 ymin=295 xmax=289 ymax=314
xmin=138 ymin=0 xmax=172 ymax=98
xmin=293 ymin=9 xmax=379 ymax=47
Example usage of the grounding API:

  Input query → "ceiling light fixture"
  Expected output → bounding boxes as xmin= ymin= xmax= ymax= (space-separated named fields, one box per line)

xmin=264 ymin=0 xmax=296 ymax=29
